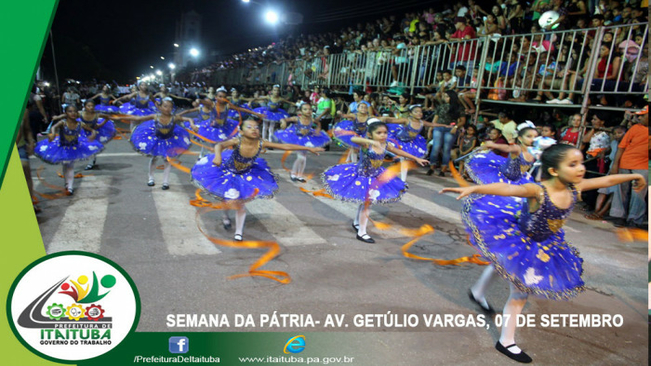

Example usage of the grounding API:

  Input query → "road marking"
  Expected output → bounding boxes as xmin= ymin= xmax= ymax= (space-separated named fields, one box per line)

xmin=151 ymin=174 xmax=221 ymax=255
xmin=47 ymin=175 xmax=111 ymax=253
xmin=245 ymin=197 xmax=327 ymax=246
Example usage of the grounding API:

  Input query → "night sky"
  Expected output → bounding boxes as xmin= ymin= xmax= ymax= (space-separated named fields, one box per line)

xmin=41 ymin=0 xmax=444 ymax=84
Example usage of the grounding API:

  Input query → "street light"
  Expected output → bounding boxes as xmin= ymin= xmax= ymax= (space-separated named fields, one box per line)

xmin=265 ymin=10 xmax=279 ymax=24
xmin=189 ymin=48 xmax=200 ymax=57
xmin=156 ymin=70 xmax=162 ymax=76
xmin=150 ymin=65 xmax=154 ymax=69
xmin=174 ymin=43 xmax=179 ymax=48
xmin=241 ymin=0 xmax=250 ymax=3
xmin=160 ymin=56 xmax=165 ymax=60
xmin=168 ymin=63 xmax=176 ymax=70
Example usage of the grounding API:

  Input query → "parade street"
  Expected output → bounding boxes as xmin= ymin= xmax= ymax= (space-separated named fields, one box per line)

xmin=31 ymin=121 xmax=646 ymax=365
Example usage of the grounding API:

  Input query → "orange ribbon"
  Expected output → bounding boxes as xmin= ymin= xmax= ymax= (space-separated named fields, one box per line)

xmin=299 ymin=187 xmax=333 ymax=198
xmin=190 ymin=189 xmax=290 ymax=284
xmin=166 ymin=157 xmax=191 ymax=174
xmin=57 ymin=172 xmax=91 ymax=179
xmin=615 ymin=228 xmax=648 ymax=242
xmin=34 ymin=166 xmax=67 ymax=200
xmin=449 ymin=162 xmax=470 ymax=187
xmin=185 ymin=128 xmax=217 ymax=144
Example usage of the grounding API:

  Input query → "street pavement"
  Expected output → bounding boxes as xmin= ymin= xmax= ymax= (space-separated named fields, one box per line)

xmin=30 ymin=120 xmax=647 ymax=365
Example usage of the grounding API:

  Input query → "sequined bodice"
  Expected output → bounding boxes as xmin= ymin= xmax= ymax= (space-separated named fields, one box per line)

xmin=395 ymin=120 xmax=423 ymax=142
xmin=135 ymin=94 xmax=150 ymax=108
xmin=211 ymin=105 xmax=229 ymax=126
xmin=59 ymin=122 xmax=81 ymax=146
xmin=357 ymin=143 xmax=386 ymax=177
xmin=295 ymin=118 xmax=314 ymax=136
xmin=154 ymin=115 xmax=175 ymax=139
xmin=353 ymin=118 xmax=367 ymax=136
xmin=79 ymin=114 xmax=98 ymax=128
xmin=500 ymin=152 xmax=534 ymax=181
xmin=224 ymin=139 xmax=262 ymax=173
xmin=99 ymin=96 xmax=110 ymax=106
xmin=199 ymin=108 xmax=212 ymax=121
xmin=268 ymin=100 xmax=280 ymax=110
xmin=518 ymin=184 xmax=578 ymax=242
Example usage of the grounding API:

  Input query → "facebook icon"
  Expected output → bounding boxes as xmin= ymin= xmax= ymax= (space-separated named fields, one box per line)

xmin=169 ymin=336 xmax=189 ymax=354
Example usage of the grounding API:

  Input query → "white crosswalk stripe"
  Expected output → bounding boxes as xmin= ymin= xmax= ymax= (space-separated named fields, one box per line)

xmin=151 ymin=174 xmax=221 ymax=255
xmin=47 ymin=175 xmax=111 ymax=253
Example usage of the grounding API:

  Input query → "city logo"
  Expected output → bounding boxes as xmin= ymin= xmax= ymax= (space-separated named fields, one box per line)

xmin=7 ymin=251 xmax=140 ymax=362
xmin=283 ymin=335 xmax=306 ymax=354
xmin=169 ymin=336 xmax=189 ymax=354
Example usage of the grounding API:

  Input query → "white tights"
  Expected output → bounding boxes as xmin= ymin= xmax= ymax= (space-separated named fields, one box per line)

xmin=62 ymin=162 xmax=75 ymax=190
xmin=291 ymin=152 xmax=307 ymax=177
xmin=149 ymin=156 xmax=171 ymax=184
xmin=353 ymin=204 xmax=369 ymax=236
xmin=224 ymin=206 xmax=247 ymax=236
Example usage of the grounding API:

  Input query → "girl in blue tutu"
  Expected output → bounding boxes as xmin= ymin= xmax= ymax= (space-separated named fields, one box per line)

xmin=88 ymin=85 xmax=119 ymax=114
xmin=322 ymin=119 xmax=429 ymax=243
xmin=465 ymin=125 xmax=538 ymax=186
xmin=191 ymin=118 xmax=323 ymax=241
xmin=35 ymin=105 xmax=103 ymax=195
xmin=153 ymin=84 xmax=193 ymax=108
xmin=119 ymin=98 xmax=198 ymax=190
xmin=248 ymin=84 xmax=292 ymax=141
xmin=334 ymin=101 xmax=372 ymax=163
xmin=227 ymin=88 xmax=252 ymax=119
xmin=179 ymin=88 xmax=260 ymax=157
xmin=114 ymin=82 xmax=157 ymax=131
xmin=440 ymin=144 xmax=646 ymax=363
xmin=78 ymin=100 xmax=117 ymax=170
xmin=277 ymin=102 xmax=331 ymax=182
xmin=378 ymin=104 xmax=436 ymax=182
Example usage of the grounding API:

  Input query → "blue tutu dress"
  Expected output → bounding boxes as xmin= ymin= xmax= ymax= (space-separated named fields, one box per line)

xmin=191 ymin=139 xmax=279 ymax=202
xmin=130 ymin=114 xmax=191 ymax=158
xmin=387 ymin=121 xmax=428 ymax=158
xmin=191 ymin=105 xmax=239 ymax=143
xmin=35 ymin=122 xmax=104 ymax=164
xmin=253 ymin=101 xmax=289 ymax=124
xmin=121 ymin=94 xmax=157 ymax=116
xmin=94 ymin=96 xmax=119 ymax=114
xmin=333 ymin=117 xmax=368 ymax=149
xmin=465 ymin=150 xmax=534 ymax=185
xmin=462 ymin=183 xmax=584 ymax=300
xmin=79 ymin=114 xmax=116 ymax=144
xmin=274 ymin=118 xmax=331 ymax=148
xmin=322 ymin=143 xmax=406 ymax=204
xmin=227 ymin=98 xmax=249 ymax=120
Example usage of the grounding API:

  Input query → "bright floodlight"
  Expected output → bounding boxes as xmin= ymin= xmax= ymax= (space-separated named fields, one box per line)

xmin=189 ymin=48 xmax=200 ymax=57
xmin=174 ymin=43 xmax=179 ymax=47
xmin=265 ymin=10 xmax=279 ymax=24
xmin=156 ymin=70 xmax=162 ymax=76
xmin=150 ymin=65 xmax=154 ymax=69
xmin=160 ymin=56 xmax=165 ymax=60
xmin=242 ymin=0 xmax=250 ymax=2
xmin=168 ymin=63 xmax=176 ymax=70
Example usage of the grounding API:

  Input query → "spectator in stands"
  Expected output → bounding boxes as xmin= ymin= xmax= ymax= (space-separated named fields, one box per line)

xmin=608 ymin=106 xmax=648 ymax=228
xmin=585 ymin=125 xmax=627 ymax=220
xmin=559 ymin=114 xmax=582 ymax=146
xmin=449 ymin=17 xmax=477 ymax=70
xmin=427 ymin=90 xmax=466 ymax=176
xmin=489 ymin=110 xmax=517 ymax=144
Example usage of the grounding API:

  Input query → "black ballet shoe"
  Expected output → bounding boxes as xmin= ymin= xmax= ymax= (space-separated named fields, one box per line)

xmin=234 ymin=234 xmax=243 ymax=241
xmin=84 ymin=163 xmax=94 ymax=170
xmin=426 ymin=168 xmax=434 ymax=176
xmin=352 ymin=222 xmax=360 ymax=231
xmin=296 ymin=177 xmax=307 ymax=183
xmin=66 ymin=188 xmax=74 ymax=196
xmin=290 ymin=174 xmax=298 ymax=182
xmin=356 ymin=233 xmax=375 ymax=243
xmin=161 ymin=183 xmax=170 ymax=190
xmin=222 ymin=219 xmax=232 ymax=231
xmin=147 ymin=179 xmax=155 ymax=187
xmin=495 ymin=342 xmax=532 ymax=363
xmin=468 ymin=289 xmax=495 ymax=314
